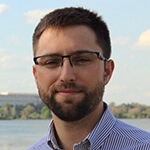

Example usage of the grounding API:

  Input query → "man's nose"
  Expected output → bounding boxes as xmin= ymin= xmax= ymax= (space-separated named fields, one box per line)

xmin=59 ymin=58 xmax=76 ymax=83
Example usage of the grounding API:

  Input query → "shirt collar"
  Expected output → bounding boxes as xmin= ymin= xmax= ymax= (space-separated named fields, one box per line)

xmin=47 ymin=120 xmax=62 ymax=150
xmin=87 ymin=102 xmax=116 ymax=149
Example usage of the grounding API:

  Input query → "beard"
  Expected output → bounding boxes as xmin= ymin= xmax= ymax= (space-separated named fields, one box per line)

xmin=38 ymin=81 xmax=105 ymax=122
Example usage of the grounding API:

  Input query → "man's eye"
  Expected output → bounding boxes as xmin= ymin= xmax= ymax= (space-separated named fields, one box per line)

xmin=74 ymin=57 xmax=91 ymax=64
xmin=43 ymin=60 xmax=61 ymax=67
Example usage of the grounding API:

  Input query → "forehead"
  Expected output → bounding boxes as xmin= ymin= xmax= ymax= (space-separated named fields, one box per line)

xmin=36 ymin=25 xmax=101 ymax=56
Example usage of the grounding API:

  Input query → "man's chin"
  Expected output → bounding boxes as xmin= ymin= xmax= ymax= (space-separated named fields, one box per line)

xmin=50 ymin=97 xmax=87 ymax=122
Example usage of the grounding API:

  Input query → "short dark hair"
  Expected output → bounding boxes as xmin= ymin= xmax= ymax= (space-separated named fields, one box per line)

xmin=33 ymin=7 xmax=111 ymax=59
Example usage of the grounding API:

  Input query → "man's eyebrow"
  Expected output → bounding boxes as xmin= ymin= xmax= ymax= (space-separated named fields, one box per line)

xmin=38 ymin=49 xmax=93 ymax=56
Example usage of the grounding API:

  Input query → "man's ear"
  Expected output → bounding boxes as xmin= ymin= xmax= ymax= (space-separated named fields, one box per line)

xmin=104 ymin=60 xmax=114 ymax=85
xmin=32 ymin=65 xmax=38 ymax=86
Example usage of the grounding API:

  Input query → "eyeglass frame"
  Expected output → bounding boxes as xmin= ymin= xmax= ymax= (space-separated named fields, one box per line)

xmin=33 ymin=50 xmax=108 ymax=68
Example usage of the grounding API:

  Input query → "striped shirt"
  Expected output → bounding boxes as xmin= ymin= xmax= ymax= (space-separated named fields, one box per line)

xmin=27 ymin=103 xmax=150 ymax=150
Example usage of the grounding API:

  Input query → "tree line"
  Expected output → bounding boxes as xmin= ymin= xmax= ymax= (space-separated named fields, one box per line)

xmin=0 ymin=102 xmax=150 ymax=119
xmin=0 ymin=103 xmax=51 ymax=120
xmin=109 ymin=102 xmax=150 ymax=119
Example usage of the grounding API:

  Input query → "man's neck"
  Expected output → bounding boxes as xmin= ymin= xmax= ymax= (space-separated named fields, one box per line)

xmin=52 ymin=102 xmax=104 ymax=150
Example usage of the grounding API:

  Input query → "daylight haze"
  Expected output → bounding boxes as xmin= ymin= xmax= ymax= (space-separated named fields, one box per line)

xmin=0 ymin=1 xmax=150 ymax=105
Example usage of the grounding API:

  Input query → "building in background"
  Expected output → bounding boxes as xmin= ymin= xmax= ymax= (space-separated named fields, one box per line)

xmin=0 ymin=92 xmax=41 ymax=106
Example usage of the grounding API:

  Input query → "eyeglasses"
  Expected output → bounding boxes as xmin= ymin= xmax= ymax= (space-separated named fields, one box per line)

xmin=33 ymin=50 xmax=107 ymax=69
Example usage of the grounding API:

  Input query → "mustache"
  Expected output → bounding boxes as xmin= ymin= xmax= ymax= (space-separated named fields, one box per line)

xmin=50 ymin=82 xmax=86 ymax=93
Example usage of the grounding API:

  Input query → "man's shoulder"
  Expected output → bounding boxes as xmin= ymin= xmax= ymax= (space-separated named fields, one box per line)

xmin=100 ymin=119 xmax=150 ymax=149
xmin=27 ymin=136 xmax=49 ymax=150
xmin=113 ymin=119 xmax=150 ymax=143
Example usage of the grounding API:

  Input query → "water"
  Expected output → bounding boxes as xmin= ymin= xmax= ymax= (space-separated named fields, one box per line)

xmin=0 ymin=119 xmax=150 ymax=150
xmin=0 ymin=120 xmax=50 ymax=150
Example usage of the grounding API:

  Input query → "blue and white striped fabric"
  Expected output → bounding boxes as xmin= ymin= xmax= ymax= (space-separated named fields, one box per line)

xmin=27 ymin=103 xmax=150 ymax=150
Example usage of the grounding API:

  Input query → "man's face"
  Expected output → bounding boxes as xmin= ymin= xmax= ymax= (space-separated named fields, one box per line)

xmin=33 ymin=25 xmax=113 ymax=121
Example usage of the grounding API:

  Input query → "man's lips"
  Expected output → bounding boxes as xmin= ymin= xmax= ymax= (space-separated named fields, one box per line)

xmin=56 ymin=90 xmax=82 ymax=96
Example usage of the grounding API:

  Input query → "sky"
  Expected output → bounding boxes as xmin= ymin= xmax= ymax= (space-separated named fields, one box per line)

xmin=0 ymin=0 xmax=150 ymax=105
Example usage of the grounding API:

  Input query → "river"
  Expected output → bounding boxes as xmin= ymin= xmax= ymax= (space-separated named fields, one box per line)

xmin=0 ymin=119 xmax=150 ymax=150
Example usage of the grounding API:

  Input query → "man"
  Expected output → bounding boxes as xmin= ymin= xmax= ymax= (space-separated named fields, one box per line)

xmin=28 ymin=7 xmax=150 ymax=150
